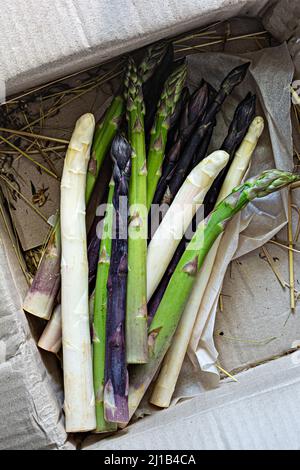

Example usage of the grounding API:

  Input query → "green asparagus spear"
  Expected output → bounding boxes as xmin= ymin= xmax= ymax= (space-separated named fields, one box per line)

xmin=138 ymin=42 xmax=169 ymax=83
xmin=147 ymin=63 xmax=187 ymax=209
xmin=93 ymin=179 xmax=117 ymax=433
xmin=86 ymin=95 xmax=124 ymax=202
xmin=125 ymin=58 xmax=148 ymax=364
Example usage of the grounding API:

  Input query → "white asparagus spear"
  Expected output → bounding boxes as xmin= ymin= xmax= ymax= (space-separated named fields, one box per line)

xmin=151 ymin=116 xmax=264 ymax=408
xmin=60 ymin=113 xmax=96 ymax=432
xmin=147 ymin=150 xmax=230 ymax=301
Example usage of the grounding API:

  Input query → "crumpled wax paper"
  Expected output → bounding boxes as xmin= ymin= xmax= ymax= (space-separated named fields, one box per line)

xmin=170 ymin=42 xmax=295 ymax=400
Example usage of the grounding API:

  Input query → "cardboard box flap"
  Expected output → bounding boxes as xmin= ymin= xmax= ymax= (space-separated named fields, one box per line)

xmin=1 ymin=0 xmax=272 ymax=97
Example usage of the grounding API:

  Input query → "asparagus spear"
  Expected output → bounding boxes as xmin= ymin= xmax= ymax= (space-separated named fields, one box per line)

xmin=60 ymin=113 xmax=96 ymax=433
xmin=165 ymin=87 xmax=189 ymax=155
xmin=151 ymin=117 xmax=265 ymax=407
xmin=139 ymin=42 xmax=170 ymax=83
xmin=87 ymin=216 xmax=103 ymax=295
xmin=162 ymin=63 xmax=250 ymax=206
xmin=147 ymin=150 xmax=229 ymax=301
xmin=23 ymin=96 xmax=124 ymax=320
xmin=104 ymin=134 xmax=131 ymax=424
xmin=86 ymin=95 xmax=124 ymax=202
xmin=38 ymin=304 xmax=62 ymax=354
xmin=203 ymin=93 xmax=256 ymax=216
xmin=142 ymin=43 xmax=174 ymax=138
xmin=147 ymin=243 xmax=183 ymax=325
xmin=147 ymin=63 xmax=187 ymax=209
xmin=125 ymin=58 xmax=149 ymax=364
xmin=93 ymin=179 xmax=117 ymax=433
xmin=128 ymin=169 xmax=300 ymax=421
xmin=23 ymin=225 xmax=61 ymax=320
xmin=153 ymin=82 xmax=209 ymax=206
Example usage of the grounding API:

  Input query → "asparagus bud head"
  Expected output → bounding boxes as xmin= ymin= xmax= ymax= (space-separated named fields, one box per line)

xmin=221 ymin=62 xmax=250 ymax=96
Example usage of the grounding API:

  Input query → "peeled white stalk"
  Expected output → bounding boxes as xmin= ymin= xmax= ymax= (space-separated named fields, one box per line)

xmin=147 ymin=150 xmax=230 ymax=301
xmin=151 ymin=116 xmax=264 ymax=408
xmin=60 ymin=113 xmax=96 ymax=432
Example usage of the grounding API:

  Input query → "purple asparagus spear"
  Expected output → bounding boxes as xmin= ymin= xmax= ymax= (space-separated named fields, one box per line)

xmin=104 ymin=134 xmax=131 ymax=423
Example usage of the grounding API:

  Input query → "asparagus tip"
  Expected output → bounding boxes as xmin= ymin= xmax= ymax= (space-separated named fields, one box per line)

xmin=222 ymin=62 xmax=251 ymax=93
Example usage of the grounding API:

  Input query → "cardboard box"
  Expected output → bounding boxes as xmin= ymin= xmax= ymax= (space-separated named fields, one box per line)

xmin=1 ymin=0 xmax=300 ymax=450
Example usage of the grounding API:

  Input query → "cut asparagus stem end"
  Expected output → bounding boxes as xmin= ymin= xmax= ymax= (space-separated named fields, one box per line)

xmin=38 ymin=304 xmax=62 ymax=353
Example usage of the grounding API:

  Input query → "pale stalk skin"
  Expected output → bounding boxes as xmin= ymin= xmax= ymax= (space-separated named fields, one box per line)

xmin=93 ymin=180 xmax=117 ymax=433
xmin=61 ymin=113 xmax=96 ymax=433
xmin=126 ymin=59 xmax=148 ymax=364
xmin=127 ymin=170 xmax=299 ymax=422
xmin=147 ymin=150 xmax=229 ymax=302
xmin=23 ymin=96 xmax=123 ymax=321
xmin=150 ymin=117 xmax=265 ymax=407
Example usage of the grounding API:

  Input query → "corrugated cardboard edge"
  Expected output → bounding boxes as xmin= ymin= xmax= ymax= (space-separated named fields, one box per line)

xmin=82 ymin=352 xmax=300 ymax=450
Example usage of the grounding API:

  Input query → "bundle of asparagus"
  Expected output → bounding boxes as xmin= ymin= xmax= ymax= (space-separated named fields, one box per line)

xmin=28 ymin=42 xmax=299 ymax=436
xmin=147 ymin=149 xmax=229 ymax=301
xmin=151 ymin=116 xmax=265 ymax=408
xmin=147 ymin=93 xmax=256 ymax=317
